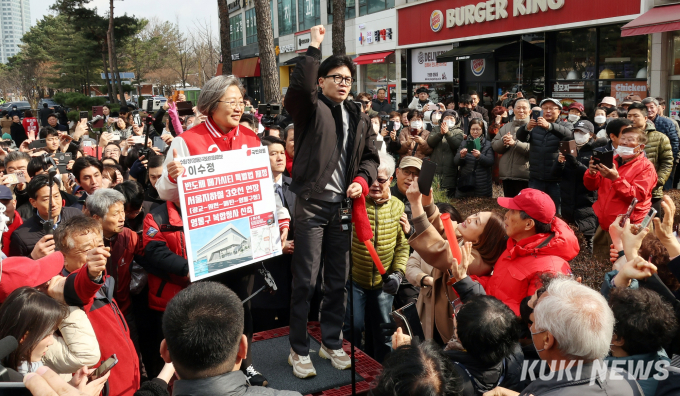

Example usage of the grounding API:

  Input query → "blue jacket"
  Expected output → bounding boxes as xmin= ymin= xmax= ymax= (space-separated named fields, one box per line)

xmin=653 ymin=115 xmax=680 ymax=160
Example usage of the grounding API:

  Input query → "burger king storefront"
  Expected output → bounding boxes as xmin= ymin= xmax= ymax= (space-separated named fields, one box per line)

xmin=397 ymin=0 xmax=650 ymax=117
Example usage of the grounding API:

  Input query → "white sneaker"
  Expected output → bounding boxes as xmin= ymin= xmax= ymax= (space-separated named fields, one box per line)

xmin=288 ymin=348 xmax=317 ymax=379
xmin=319 ymin=344 xmax=351 ymax=370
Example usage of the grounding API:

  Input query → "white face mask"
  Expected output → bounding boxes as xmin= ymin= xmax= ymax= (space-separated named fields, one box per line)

xmin=568 ymin=114 xmax=580 ymax=123
xmin=616 ymin=145 xmax=638 ymax=159
xmin=574 ymin=132 xmax=589 ymax=144
xmin=594 ymin=115 xmax=606 ymax=124
xmin=393 ymin=122 xmax=401 ymax=130
xmin=446 ymin=120 xmax=456 ymax=128
xmin=508 ymin=109 xmax=514 ymax=115
xmin=411 ymin=121 xmax=423 ymax=130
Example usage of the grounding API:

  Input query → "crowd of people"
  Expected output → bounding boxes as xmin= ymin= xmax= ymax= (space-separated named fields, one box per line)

xmin=2 ymin=24 xmax=680 ymax=396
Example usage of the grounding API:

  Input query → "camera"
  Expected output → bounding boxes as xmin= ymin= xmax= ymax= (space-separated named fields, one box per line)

xmin=379 ymin=114 xmax=390 ymax=122
xmin=258 ymin=103 xmax=281 ymax=128
xmin=339 ymin=198 xmax=352 ymax=231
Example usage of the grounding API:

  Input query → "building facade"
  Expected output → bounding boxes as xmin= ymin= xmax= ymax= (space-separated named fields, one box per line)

xmin=0 ymin=0 xmax=30 ymax=64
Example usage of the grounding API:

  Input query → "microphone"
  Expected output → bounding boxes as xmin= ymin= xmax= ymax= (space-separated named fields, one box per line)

xmin=0 ymin=336 xmax=17 ymax=360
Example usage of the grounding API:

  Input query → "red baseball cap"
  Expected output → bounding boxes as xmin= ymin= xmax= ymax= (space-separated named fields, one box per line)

xmin=0 ymin=252 xmax=64 ymax=303
xmin=497 ymin=189 xmax=556 ymax=224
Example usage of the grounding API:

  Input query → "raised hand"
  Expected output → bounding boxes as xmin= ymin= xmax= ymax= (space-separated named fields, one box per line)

xmin=167 ymin=148 xmax=185 ymax=181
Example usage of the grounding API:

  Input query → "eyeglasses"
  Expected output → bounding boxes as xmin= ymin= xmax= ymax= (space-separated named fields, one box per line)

xmin=400 ymin=168 xmax=420 ymax=177
xmin=218 ymin=100 xmax=246 ymax=109
xmin=361 ymin=100 xmax=370 ymax=105
xmin=377 ymin=177 xmax=389 ymax=184
xmin=324 ymin=74 xmax=353 ymax=86
xmin=450 ymin=298 xmax=464 ymax=318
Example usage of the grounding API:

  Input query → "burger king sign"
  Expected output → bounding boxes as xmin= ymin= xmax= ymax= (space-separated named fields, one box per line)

xmin=430 ymin=10 xmax=443 ymax=33
xmin=471 ymin=59 xmax=485 ymax=77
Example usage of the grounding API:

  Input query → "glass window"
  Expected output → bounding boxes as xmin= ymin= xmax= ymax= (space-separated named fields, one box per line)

xmin=279 ymin=0 xmax=297 ymax=36
xmin=554 ymin=28 xmax=596 ymax=80
xmin=672 ymin=31 xmax=680 ymax=76
xmin=230 ymin=14 xmax=243 ymax=49
xmin=298 ymin=0 xmax=320 ymax=31
xmin=245 ymin=8 xmax=257 ymax=45
xmin=359 ymin=0 xmax=394 ymax=17
xmin=598 ymin=25 xmax=647 ymax=79
xmin=328 ymin=0 xmax=355 ymax=23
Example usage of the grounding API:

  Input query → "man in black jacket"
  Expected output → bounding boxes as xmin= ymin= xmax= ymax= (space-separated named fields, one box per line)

xmin=372 ymin=88 xmax=392 ymax=114
xmin=470 ymin=90 xmax=490 ymax=124
xmin=516 ymin=98 xmax=573 ymax=214
xmin=9 ymin=174 xmax=83 ymax=258
xmin=284 ymin=25 xmax=379 ymax=379
xmin=39 ymin=103 xmax=51 ymax=126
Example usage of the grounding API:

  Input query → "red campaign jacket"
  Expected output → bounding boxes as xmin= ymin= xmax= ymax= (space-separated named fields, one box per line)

xmin=182 ymin=117 xmax=260 ymax=156
xmin=474 ymin=217 xmax=579 ymax=315
xmin=2 ymin=211 xmax=22 ymax=256
xmin=583 ymin=153 xmax=657 ymax=232
xmin=105 ymin=228 xmax=142 ymax=316
xmin=64 ymin=265 xmax=140 ymax=396
xmin=142 ymin=202 xmax=189 ymax=311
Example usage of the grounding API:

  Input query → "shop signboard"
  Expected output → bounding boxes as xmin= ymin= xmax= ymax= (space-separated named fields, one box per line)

xmin=411 ymin=44 xmax=454 ymax=83
xmin=177 ymin=147 xmax=282 ymax=281
xmin=296 ymin=32 xmax=312 ymax=52
xmin=553 ymin=82 xmax=584 ymax=117
xmin=355 ymin=10 xmax=397 ymax=55
xmin=670 ymin=99 xmax=680 ymax=121
xmin=397 ymin=0 xmax=641 ymax=46
xmin=610 ymin=81 xmax=648 ymax=105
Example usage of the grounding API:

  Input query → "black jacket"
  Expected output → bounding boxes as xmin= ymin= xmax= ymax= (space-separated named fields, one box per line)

xmin=372 ymin=98 xmax=392 ymax=114
xmin=9 ymin=206 xmax=83 ymax=257
xmin=519 ymin=362 xmax=642 ymax=396
xmin=475 ymin=105 xmax=490 ymax=124
xmin=454 ymin=137 xmax=494 ymax=198
xmin=445 ymin=345 xmax=525 ymax=395
xmin=284 ymin=46 xmax=379 ymax=201
xmin=39 ymin=107 xmax=52 ymax=126
xmin=517 ymin=120 xmax=573 ymax=181
xmin=550 ymin=139 xmax=606 ymax=236
xmin=10 ymin=122 xmax=27 ymax=146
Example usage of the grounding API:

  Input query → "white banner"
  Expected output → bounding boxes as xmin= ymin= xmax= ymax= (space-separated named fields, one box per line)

xmin=411 ymin=44 xmax=454 ymax=83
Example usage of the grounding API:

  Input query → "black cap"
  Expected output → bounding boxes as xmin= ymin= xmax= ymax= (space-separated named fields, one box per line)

xmin=574 ymin=120 xmax=594 ymax=134
xmin=416 ymin=87 xmax=429 ymax=94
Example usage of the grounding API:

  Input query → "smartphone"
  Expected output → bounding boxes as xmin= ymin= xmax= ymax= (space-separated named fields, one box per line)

xmin=244 ymin=106 xmax=252 ymax=113
xmin=131 ymin=135 xmax=145 ymax=145
xmin=14 ymin=171 xmax=26 ymax=184
xmin=176 ymin=101 xmax=194 ymax=116
xmin=559 ymin=140 xmax=577 ymax=157
xmin=639 ymin=208 xmax=657 ymax=230
xmin=418 ymin=159 xmax=437 ymax=196
xmin=110 ymin=133 xmax=121 ymax=141
xmin=79 ymin=111 xmax=89 ymax=120
xmin=89 ymin=354 xmax=118 ymax=381
xmin=592 ymin=150 xmax=614 ymax=169
xmin=133 ymin=111 xmax=141 ymax=126
xmin=619 ymin=198 xmax=638 ymax=227
xmin=375 ymin=140 xmax=383 ymax=152
xmin=531 ymin=109 xmax=543 ymax=121
xmin=4 ymin=173 xmax=18 ymax=185
xmin=386 ymin=121 xmax=395 ymax=132
xmin=52 ymin=152 xmax=72 ymax=174
xmin=29 ymin=139 xmax=47 ymax=149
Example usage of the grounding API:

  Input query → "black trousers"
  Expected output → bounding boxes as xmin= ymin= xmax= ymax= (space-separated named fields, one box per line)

xmin=290 ymin=198 xmax=350 ymax=355
xmin=502 ymin=179 xmax=529 ymax=198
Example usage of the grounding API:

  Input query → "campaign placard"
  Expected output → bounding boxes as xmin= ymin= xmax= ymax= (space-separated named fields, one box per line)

xmin=177 ymin=147 xmax=282 ymax=281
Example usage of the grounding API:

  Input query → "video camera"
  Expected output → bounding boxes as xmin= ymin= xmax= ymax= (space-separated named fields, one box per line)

xmin=258 ymin=103 xmax=281 ymax=128
xmin=143 ymin=99 xmax=164 ymax=112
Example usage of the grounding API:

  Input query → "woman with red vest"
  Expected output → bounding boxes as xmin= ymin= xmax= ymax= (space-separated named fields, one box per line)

xmin=153 ymin=75 xmax=268 ymax=386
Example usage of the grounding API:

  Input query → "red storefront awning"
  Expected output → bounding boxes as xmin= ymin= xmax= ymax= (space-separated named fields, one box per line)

xmin=621 ymin=5 xmax=680 ymax=37
xmin=232 ymin=58 xmax=261 ymax=78
xmin=353 ymin=51 xmax=394 ymax=65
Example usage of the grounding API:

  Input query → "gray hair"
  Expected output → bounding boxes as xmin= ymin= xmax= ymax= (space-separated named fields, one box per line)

xmin=378 ymin=152 xmax=395 ymax=178
xmin=197 ymin=75 xmax=245 ymax=117
xmin=534 ymin=277 xmax=614 ymax=360
xmin=513 ymin=99 xmax=530 ymax=110
xmin=4 ymin=151 xmax=30 ymax=169
xmin=86 ymin=188 xmax=126 ymax=218
xmin=642 ymin=97 xmax=659 ymax=107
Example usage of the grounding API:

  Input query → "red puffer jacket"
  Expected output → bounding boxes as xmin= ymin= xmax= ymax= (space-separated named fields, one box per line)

xmin=142 ymin=202 xmax=189 ymax=311
xmin=473 ymin=217 xmax=579 ymax=315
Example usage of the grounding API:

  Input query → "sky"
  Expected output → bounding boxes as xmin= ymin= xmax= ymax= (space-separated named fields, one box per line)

xmin=30 ymin=0 xmax=220 ymax=35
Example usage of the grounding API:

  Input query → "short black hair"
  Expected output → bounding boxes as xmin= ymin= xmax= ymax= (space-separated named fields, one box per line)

xmin=27 ymin=173 xmax=60 ymax=200
xmin=456 ymin=296 xmax=521 ymax=366
xmin=407 ymin=109 xmax=424 ymax=121
xmin=27 ymin=156 xmax=47 ymax=178
xmin=459 ymin=94 xmax=473 ymax=105
xmin=519 ymin=211 xmax=551 ymax=234
xmin=119 ymin=105 xmax=130 ymax=115
xmin=47 ymin=113 xmax=58 ymax=120
xmin=283 ymin=125 xmax=294 ymax=142
xmin=261 ymin=136 xmax=286 ymax=150
xmin=72 ymin=156 xmax=103 ymax=183
xmin=372 ymin=341 xmax=462 ymax=396
xmin=627 ymin=102 xmax=648 ymax=117
xmin=377 ymin=88 xmax=386 ymax=94
xmin=39 ymin=126 xmax=59 ymax=139
xmin=609 ymin=288 xmax=677 ymax=356
xmin=468 ymin=90 xmax=479 ymax=97
xmin=615 ymin=107 xmax=628 ymax=118
xmin=163 ymin=282 xmax=244 ymax=378
xmin=114 ymin=181 xmax=145 ymax=210
xmin=606 ymin=118 xmax=633 ymax=138
xmin=240 ymin=113 xmax=255 ymax=130
xmin=148 ymin=155 xmax=165 ymax=169
xmin=318 ymin=55 xmax=356 ymax=81
xmin=43 ymin=103 xmax=48 ymax=108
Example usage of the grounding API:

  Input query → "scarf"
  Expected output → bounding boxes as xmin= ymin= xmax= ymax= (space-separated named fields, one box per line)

xmin=285 ymin=151 xmax=293 ymax=175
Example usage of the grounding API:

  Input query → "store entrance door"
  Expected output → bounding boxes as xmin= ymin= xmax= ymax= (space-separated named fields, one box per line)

xmin=465 ymin=83 xmax=496 ymax=114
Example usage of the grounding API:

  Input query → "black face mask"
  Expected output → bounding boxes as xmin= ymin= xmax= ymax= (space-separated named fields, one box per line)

xmin=501 ymin=117 xmax=509 ymax=123
xmin=459 ymin=107 xmax=470 ymax=116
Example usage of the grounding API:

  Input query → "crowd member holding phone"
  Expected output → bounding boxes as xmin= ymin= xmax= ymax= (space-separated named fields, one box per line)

xmin=454 ymin=119 xmax=493 ymax=198
xmin=427 ymin=110 xmax=464 ymax=198
xmin=284 ymin=25 xmax=378 ymax=378
xmin=584 ymin=126 xmax=657 ymax=257
xmin=408 ymin=87 xmax=436 ymax=111
xmin=516 ymin=98 xmax=574 ymax=214
xmin=492 ymin=99 xmax=530 ymax=198
xmin=397 ymin=109 xmax=432 ymax=161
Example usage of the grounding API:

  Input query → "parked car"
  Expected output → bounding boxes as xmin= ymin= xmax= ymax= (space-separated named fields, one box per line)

xmin=1 ymin=101 xmax=31 ymax=117
xmin=39 ymin=98 xmax=58 ymax=108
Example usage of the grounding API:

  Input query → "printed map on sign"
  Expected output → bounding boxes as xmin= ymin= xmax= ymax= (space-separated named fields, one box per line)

xmin=177 ymin=147 xmax=282 ymax=281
